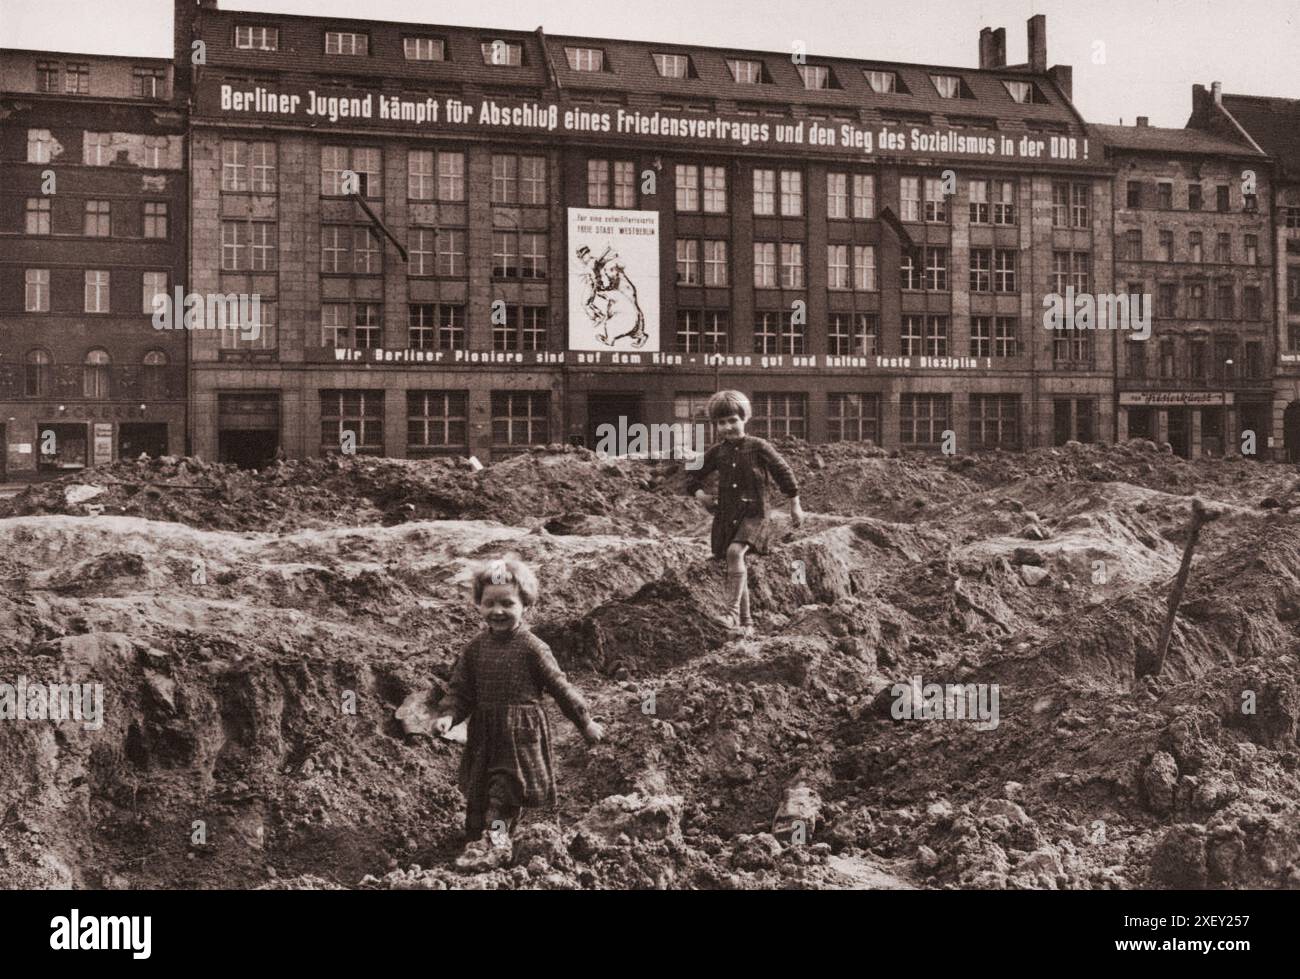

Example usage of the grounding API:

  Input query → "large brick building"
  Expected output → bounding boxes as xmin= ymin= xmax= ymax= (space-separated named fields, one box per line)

xmin=0 ymin=48 xmax=188 ymax=478
xmin=1095 ymin=113 xmax=1272 ymax=458
xmin=1187 ymin=89 xmax=1300 ymax=459
xmin=177 ymin=1 xmax=1114 ymax=466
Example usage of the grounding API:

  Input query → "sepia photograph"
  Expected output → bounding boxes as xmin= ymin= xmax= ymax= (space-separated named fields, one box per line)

xmin=0 ymin=0 xmax=1294 ymax=953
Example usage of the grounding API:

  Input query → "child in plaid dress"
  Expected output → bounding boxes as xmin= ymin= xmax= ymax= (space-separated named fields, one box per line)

xmin=434 ymin=557 xmax=603 ymax=871
xmin=685 ymin=390 xmax=804 ymax=635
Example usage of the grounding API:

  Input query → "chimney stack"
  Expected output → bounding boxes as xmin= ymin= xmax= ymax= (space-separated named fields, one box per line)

xmin=979 ymin=26 xmax=1008 ymax=69
xmin=1028 ymin=14 xmax=1047 ymax=72
xmin=1212 ymin=81 xmax=1222 ymax=105
xmin=1136 ymin=116 xmax=1149 ymax=127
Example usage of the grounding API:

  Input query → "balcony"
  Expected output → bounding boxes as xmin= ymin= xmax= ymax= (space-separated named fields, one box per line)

xmin=0 ymin=365 xmax=185 ymax=402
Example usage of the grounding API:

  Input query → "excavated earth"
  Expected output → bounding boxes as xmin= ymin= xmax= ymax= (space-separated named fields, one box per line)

xmin=1 ymin=440 xmax=1299 ymax=890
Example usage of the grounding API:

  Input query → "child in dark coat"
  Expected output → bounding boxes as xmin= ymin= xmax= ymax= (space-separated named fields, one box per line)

xmin=685 ymin=390 xmax=804 ymax=635
xmin=434 ymin=557 xmax=603 ymax=871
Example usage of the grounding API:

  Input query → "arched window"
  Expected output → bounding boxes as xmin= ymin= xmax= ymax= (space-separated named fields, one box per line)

xmin=142 ymin=349 xmax=168 ymax=400
xmin=83 ymin=348 xmax=111 ymax=399
xmin=24 ymin=348 xmax=52 ymax=398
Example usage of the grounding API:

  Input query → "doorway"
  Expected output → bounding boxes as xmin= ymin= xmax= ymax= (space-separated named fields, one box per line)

xmin=217 ymin=393 xmax=280 ymax=469
xmin=1167 ymin=409 xmax=1191 ymax=459
xmin=587 ymin=392 xmax=644 ymax=454
xmin=1285 ymin=402 xmax=1300 ymax=462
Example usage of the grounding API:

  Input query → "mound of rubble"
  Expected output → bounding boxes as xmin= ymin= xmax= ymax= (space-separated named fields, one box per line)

xmin=1 ymin=440 xmax=1298 ymax=889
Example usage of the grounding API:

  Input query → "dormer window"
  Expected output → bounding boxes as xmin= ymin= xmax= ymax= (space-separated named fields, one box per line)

xmin=1003 ymin=80 xmax=1047 ymax=104
xmin=404 ymin=37 xmax=446 ymax=61
xmin=482 ymin=40 xmax=523 ymax=66
xmin=797 ymin=64 xmax=833 ymax=90
xmin=930 ymin=74 xmax=971 ymax=99
xmin=654 ymin=53 xmax=691 ymax=78
xmin=325 ymin=31 xmax=368 ymax=56
xmin=727 ymin=58 xmax=765 ymax=84
xmin=235 ymin=26 xmax=279 ymax=51
xmin=863 ymin=70 xmax=898 ymax=94
xmin=565 ymin=47 xmax=604 ymax=72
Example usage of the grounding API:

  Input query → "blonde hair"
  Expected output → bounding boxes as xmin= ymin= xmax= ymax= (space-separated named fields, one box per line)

xmin=471 ymin=556 xmax=539 ymax=607
xmin=707 ymin=389 xmax=752 ymax=422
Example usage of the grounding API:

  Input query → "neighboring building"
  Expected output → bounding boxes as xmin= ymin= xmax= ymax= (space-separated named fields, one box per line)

xmin=0 ymin=48 xmax=187 ymax=479
xmin=178 ymin=1 xmax=1113 ymax=466
xmin=1094 ymin=116 xmax=1271 ymax=458
xmin=1188 ymin=87 xmax=1300 ymax=460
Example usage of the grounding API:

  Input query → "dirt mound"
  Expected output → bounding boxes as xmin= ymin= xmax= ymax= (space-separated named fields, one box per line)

xmin=2 ymin=439 xmax=1298 ymax=889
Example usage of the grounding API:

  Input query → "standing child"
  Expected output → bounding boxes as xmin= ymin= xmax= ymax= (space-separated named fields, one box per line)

xmin=685 ymin=390 xmax=805 ymax=635
xmin=433 ymin=557 xmax=603 ymax=871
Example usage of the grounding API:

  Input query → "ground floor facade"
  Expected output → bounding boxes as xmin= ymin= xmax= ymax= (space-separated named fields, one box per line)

xmin=0 ymin=401 xmax=186 ymax=480
xmin=1116 ymin=386 xmax=1274 ymax=459
xmin=190 ymin=357 xmax=1115 ymax=466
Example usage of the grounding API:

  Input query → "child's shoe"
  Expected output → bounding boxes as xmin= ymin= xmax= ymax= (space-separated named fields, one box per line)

xmin=456 ymin=829 xmax=513 ymax=872
xmin=717 ymin=611 xmax=749 ymax=635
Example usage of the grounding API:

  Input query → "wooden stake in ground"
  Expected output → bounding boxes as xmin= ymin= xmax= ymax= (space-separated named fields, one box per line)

xmin=1136 ymin=497 xmax=1220 ymax=679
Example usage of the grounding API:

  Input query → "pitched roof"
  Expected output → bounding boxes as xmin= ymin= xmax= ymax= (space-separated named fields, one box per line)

xmin=1219 ymin=93 xmax=1300 ymax=178
xmin=1089 ymin=122 xmax=1259 ymax=158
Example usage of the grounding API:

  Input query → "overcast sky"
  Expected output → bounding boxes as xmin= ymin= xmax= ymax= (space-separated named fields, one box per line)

xmin=2 ymin=0 xmax=1296 ymax=127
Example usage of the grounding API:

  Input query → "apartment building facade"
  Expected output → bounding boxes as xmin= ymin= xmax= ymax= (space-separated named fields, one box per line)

xmin=1096 ymin=117 xmax=1272 ymax=458
xmin=177 ymin=1 xmax=1114 ymax=466
xmin=0 ymin=49 xmax=187 ymax=479
xmin=1188 ymin=88 xmax=1300 ymax=460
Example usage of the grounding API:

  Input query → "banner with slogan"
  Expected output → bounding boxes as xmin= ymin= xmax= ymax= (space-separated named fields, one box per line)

xmin=198 ymin=79 xmax=1095 ymax=165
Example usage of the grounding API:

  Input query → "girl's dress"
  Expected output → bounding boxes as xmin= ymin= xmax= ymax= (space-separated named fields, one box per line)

xmin=437 ymin=624 xmax=591 ymax=835
xmin=685 ymin=435 xmax=800 ymax=559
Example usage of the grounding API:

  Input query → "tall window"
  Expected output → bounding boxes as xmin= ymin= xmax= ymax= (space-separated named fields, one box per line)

xmin=900 ymin=176 xmax=920 ymax=222
xmin=84 ymin=200 xmax=111 ymax=236
xmin=753 ymin=169 xmax=776 ymax=215
xmin=754 ymin=242 xmax=776 ymax=288
xmin=923 ymin=179 xmax=947 ymax=222
xmin=780 ymin=242 xmax=804 ymax=289
xmin=28 ymin=130 xmax=56 ymax=164
xmin=588 ymin=159 xmax=636 ymax=208
xmin=1051 ymin=252 xmax=1090 ymax=295
xmin=25 ymin=349 xmax=52 ymax=397
xmin=779 ymin=170 xmax=803 ymax=216
xmin=923 ymin=247 xmax=948 ymax=291
xmin=827 ymin=245 xmax=849 ymax=290
xmin=753 ymin=311 xmax=804 ymax=355
xmin=491 ymin=154 xmax=546 ymax=204
xmin=827 ymin=173 xmax=849 ymax=219
xmin=321 ymin=146 xmax=381 ymax=196
xmin=970 ymin=179 xmax=1015 ymax=224
xmin=1052 ymin=182 xmax=1090 ymax=228
xmin=25 ymin=269 xmax=50 ymax=312
xmin=492 ymin=231 xmax=547 ymax=279
xmin=993 ymin=249 xmax=1017 ymax=292
xmin=142 ymin=351 xmax=169 ymax=399
xmin=853 ymin=246 xmax=877 ymax=291
xmin=409 ymin=150 xmax=465 ymax=201
xmin=83 ymin=349 xmax=111 ymax=398
xmin=702 ymin=166 xmax=727 ymax=212
xmin=84 ymin=271 xmax=110 ymax=313
xmin=675 ymin=310 xmax=730 ymax=353
xmin=1189 ymin=231 xmax=1203 ymax=263
xmin=36 ymin=62 xmax=60 ymax=92
xmin=143 ymin=202 xmax=168 ymax=238
xmin=26 ymin=198 xmax=51 ymax=234
xmin=223 ymin=221 xmax=277 ymax=271
xmin=853 ymin=174 xmax=875 ymax=218
xmin=64 ymin=64 xmax=89 ymax=94
xmin=828 ymin=314 xmax=877 ymax=356
xmin=141 ymin=271 xmax=167 ymax=315
xmin=222 ymin=140 xmax=277 ymax=192
xmin=405 ymin=305 xmax=463 ymax=351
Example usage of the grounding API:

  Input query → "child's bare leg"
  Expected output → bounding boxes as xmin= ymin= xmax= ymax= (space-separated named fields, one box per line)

xmin=739 ymin=573 xmax=752 ymax=626
xmin=724 ymin=542 xmax=749 ymax=628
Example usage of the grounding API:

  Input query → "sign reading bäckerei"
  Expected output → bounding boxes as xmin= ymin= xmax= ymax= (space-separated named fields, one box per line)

xmin=199 ymin=79 xmax=1094 ymax=163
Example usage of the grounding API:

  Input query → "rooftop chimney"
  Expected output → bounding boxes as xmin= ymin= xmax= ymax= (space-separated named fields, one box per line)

xmin=993 ymin=28 xmax=1006 ymax=68
xmin=1212 ymin=81 xmax=1222 ymax=105
xmin=1028 ymin=14 xmax=1047 ymax=73
xmin=1136 ymin=116 xmax=1149 ymax=127
xmin=979 ymin=28 xmax=994 ymax=69
xmin=1048 ymin=64 xmax=1073 ymax=102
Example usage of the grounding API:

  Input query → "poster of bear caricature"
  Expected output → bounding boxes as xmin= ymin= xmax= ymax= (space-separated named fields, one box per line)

xmin=567 ymin=208 xmax=659 ymax=352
